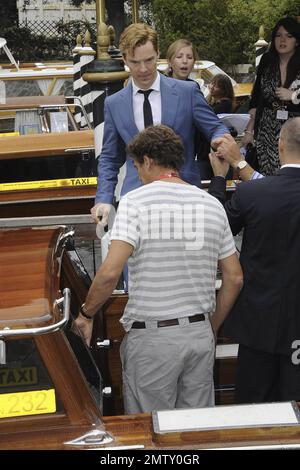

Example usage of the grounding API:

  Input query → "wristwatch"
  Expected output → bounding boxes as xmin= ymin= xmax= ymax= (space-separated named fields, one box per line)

xmin=80 ymin=303 xmax=93 ymax=320
xmin=236 ymin=160 xmax=248 ymax=171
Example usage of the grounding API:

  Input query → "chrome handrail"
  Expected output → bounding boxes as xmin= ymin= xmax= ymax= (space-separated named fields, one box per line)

xmin=0 ymin=288 xmax=71 ymax=339
xmin=54 ymin=228 xmax=75 ymax=258
xmin=66 ymin=96 xmax=93 ymax=130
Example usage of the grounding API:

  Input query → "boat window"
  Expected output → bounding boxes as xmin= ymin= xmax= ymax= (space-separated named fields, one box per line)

xmin=40 ymin=107 xmax=77 ymax=133
xmin=0 ymin=338 xmax=64 ymax=419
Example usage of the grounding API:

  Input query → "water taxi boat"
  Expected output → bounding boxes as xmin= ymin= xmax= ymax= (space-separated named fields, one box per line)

xmin=1 ymin=225 xmax=299 ymax=450
xmin=0 ymin=94 xmax=96 ymax=219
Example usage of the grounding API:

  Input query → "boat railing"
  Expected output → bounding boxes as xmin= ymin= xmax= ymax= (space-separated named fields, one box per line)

xmin=0 ymin=288 xmax=71 ymax=340
xmin=0 ymin=95 xmax=92 ymax=135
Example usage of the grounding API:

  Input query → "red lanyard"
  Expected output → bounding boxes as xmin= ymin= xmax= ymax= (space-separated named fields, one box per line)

xmin=154 ymin=172 xmax=180 ymax=181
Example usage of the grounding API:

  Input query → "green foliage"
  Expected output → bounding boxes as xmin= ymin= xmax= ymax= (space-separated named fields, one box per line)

xmin=0 ymin=25 xmax=62 ymax=61
xmin=2 ymin=0 xmax=300 ymax=63
xmin=0 ymin=0 xmax=17 ymax=27
xmin=56 ymin=19 xmax=97 ymax=49
xmin=151 ymin=0 xmax=300 ymax=66
xmin=0 ymin=19 xmax=96 ymax=62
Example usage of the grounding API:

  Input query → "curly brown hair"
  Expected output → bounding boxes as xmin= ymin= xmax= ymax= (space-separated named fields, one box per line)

xmin=127 ymin=125 xmax=185 ymax=171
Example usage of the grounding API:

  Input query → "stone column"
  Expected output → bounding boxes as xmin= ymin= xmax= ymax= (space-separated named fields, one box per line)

xmin=72 ymin=34 xmax=83 ymax=127
xmin=79 ymin=31 xmax=96 ymax=128
xmin=82 ymin=3 xmax=128 ymax=167
xmin=255 ymin=25 xmax=268 ymax=70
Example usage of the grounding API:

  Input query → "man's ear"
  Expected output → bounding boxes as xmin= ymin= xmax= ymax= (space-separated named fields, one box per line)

xmin=143 ymin=155 xmax=153 ymax=168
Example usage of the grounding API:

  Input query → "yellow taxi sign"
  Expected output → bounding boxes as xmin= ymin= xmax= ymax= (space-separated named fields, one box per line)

xmin=0 ymin=389 xmax=56 ymax=418
xmin=0 ymin=176 xmax=97 ymax=192
xmin=0 ymin=132 xmax=20 ymax=137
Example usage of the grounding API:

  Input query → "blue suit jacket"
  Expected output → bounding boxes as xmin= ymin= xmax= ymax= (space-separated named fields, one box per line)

xmin=95 ymin=74 xmax=228 ymax=203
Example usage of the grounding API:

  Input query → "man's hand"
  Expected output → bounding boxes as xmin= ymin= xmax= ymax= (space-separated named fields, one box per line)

xmin=209 ymin=151 xmax=229 ymax=178
xmin=241 ymin=131 xmax=254 ymax=146
xmin=211 ymin=133 xmax=231 ymax=152
xmin=74 ymin=314 xmax=94 ymax=347
xmin=91 ymin=203 xmax=112 ymax=226
xmin=242 ymin=107 xmax=256 ymax=145
xmin=213 ymin=134 xmax=243 ymax=169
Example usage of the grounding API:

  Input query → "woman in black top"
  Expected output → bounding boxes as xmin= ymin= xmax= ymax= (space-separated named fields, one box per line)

xmin=243 ymin=17 xmax=300 ymax=175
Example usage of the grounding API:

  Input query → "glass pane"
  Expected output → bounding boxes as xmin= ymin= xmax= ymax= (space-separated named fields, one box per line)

xmin=0 ymin=338 xmax=64 ymax=418
xmin=64 ymin=321 xmax=103 ymax=414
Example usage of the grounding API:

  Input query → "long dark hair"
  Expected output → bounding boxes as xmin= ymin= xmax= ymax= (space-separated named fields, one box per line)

xmin=267 ymin=17 xmax=300 ymax=87
xmin=207 ymin=73 xmax=236 ymax=111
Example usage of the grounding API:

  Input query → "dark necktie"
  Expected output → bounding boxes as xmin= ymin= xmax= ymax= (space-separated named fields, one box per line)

xmin=138 ymin=89 xmax=153 ymax=128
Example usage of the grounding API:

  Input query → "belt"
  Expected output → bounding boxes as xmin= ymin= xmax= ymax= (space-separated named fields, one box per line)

xmin=131 ymin=313 xmax=206 ymax=329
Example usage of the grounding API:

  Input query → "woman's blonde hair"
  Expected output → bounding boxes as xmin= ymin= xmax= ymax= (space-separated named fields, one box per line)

xmin=165 ymin=39 xmax=198 ymax=77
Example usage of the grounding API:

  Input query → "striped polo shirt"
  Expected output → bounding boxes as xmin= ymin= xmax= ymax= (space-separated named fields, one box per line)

xmin=110 ymin=181 xmax=236 ymax=331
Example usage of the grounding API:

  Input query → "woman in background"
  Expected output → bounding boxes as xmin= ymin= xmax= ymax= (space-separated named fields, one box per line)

xmin=243 ymin=17 xmax=300 ymax=175
xmin=166 ymin=39 xmax=214 ymax=178
xmin=165 ymin=38 xmax=198 ymax=81
xmin=166 ymin=39 xmax=234 ymax=179
xmin=207 ymin=73 xmax=236 ymax=114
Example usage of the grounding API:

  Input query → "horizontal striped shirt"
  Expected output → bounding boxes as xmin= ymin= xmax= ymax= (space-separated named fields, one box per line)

xmin=110 ymin=181 xmax=236 ymax=331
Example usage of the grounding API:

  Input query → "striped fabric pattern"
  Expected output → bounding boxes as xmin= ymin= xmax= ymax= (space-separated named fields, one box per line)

xmin=110 ymin=182 xmax=236 ymax=331
xmin=251 ymin=170 xmax=264 ymax=180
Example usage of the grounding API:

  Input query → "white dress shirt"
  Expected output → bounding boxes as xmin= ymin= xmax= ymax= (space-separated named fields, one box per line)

xmin=132 ymin=73 xmax=162 ymax=132
xmin=280 ymin=164 xmax=300 ymax=169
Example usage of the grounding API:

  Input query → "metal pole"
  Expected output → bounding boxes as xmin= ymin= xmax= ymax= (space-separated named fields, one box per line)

xmin=255 ymin=25 xmax=268 ymax=70
xmin=96 ymin=0 xmax=106 ymax=24
xmin=132 ymin=0 xmax=140 ymax=23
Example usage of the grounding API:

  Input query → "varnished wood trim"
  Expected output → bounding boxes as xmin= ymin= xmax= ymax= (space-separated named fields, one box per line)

xmin=36 ymin=331 xmax=103 ymax=426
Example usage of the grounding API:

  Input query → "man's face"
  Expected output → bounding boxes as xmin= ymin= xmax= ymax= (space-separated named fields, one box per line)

xmin=124 ymin=41 xmax=158 ymax=90
xmin=133 ymin=156 xmax=153 ymax=184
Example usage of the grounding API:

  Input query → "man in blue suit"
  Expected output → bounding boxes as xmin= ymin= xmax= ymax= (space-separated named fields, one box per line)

xmin=91 ymin=23 xmax=228 ymax=225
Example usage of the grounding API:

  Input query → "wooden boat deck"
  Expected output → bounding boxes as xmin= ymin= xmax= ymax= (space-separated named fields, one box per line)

xmin=0 ymin=130 xmax=94 ymax=160
xmin=1 ymin=226 xmax=300 ymax=450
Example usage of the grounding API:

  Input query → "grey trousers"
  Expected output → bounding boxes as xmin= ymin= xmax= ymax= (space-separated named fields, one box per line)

xmin=120 ymin=318 xmax=215 ymax=414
